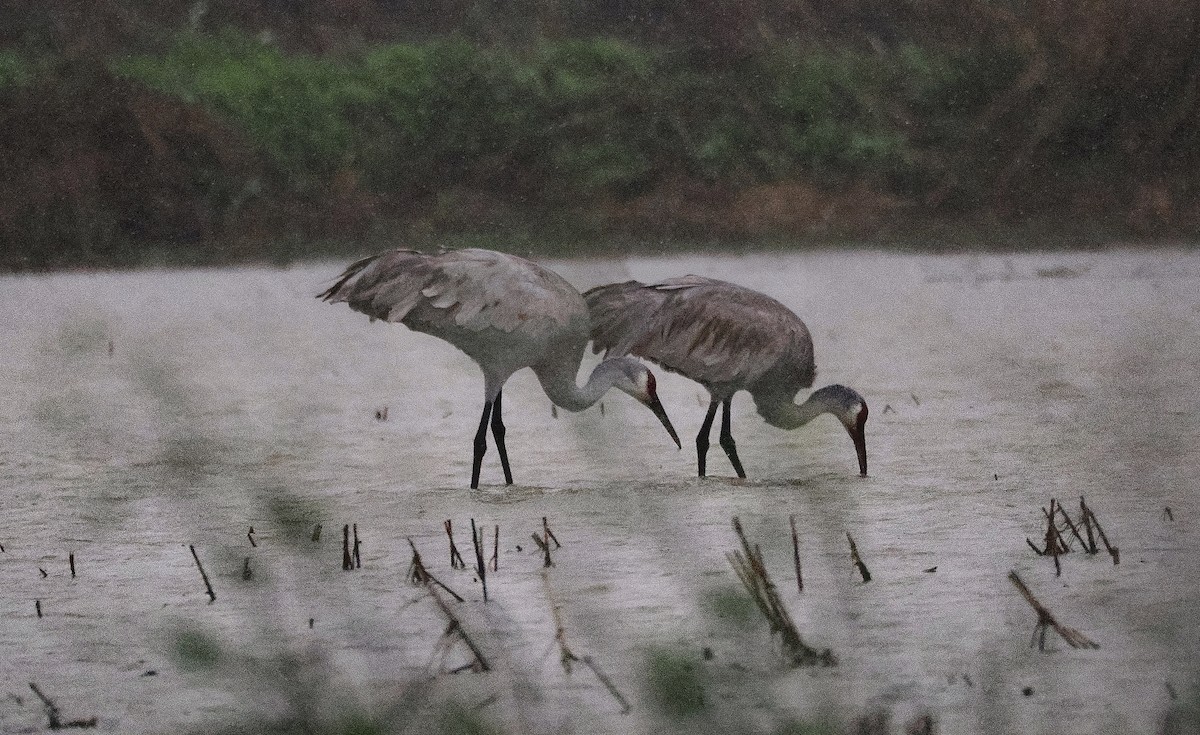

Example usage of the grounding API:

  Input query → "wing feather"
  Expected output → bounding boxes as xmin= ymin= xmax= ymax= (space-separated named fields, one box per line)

xmin=585 ymin=276 xmax=814 ymax=391
xmin=319 ymin=248 xmax=582 ymax=337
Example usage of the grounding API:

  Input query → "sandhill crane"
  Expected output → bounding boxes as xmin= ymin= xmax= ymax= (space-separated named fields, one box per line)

xmin=319 ymin=248 xmax=681 ymax=489
xmin=584 ymin=276 xmax=868 ymax=478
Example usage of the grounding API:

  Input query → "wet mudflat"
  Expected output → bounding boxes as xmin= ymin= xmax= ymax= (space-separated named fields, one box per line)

xmin=1 ymin=248 xmax=1198 ymax=734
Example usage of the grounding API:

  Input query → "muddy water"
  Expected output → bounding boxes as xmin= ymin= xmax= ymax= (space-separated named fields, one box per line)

xmin=1 ymin=249 xmax=1198 ymax=734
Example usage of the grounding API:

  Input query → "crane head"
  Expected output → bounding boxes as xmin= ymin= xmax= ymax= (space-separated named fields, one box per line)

xmin=612 ymin=361 xmax=682 ymax=449
xmin=813 ymin=385 xmax=869 ymax=476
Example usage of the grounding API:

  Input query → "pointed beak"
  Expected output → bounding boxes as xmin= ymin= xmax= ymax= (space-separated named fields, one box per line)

xmin=848 ymin=422 xmax=868 ymax=477
xmin=645 ymin=394 xmax=682 ymax=449
xmin=849 ymin=408 xmax=868 ymax=475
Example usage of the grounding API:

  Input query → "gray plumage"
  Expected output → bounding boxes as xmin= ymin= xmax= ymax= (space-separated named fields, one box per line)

xmin=319 ymin=248 xmax=681 ymax=488
xmin=585 ymin=276 xmax=868 ymax=477
xmin=320 ymin=248 xmax=586 ymax=400
xmin=586 ymin=275 xmax=815 ymax=400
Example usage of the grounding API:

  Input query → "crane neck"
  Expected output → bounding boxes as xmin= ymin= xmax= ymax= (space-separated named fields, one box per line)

xmin=753 ymin=390 xmax=834 ymax=430
xmin=535 ymin=357 xmax=631 ymax=413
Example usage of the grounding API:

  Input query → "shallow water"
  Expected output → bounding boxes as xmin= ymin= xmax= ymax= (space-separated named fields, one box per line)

xmin=2 ymin=249 xmax=1198 ymax=734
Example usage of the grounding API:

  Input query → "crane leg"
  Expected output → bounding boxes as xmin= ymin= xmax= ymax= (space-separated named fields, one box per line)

xmin=695 ymin=399 xmax=720 ymax=477
xmin=719 ymin=399 xmax=746 ymax=478
xmin=491 ymin=390 xmax=513 ymax=485
xmin=471 ymin=401 xmax=494 ymax=490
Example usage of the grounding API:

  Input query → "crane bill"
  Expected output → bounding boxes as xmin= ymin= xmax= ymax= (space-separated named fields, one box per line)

xmin=645 ymin=396 xmax=682 ymax=449
xmin=849 ymin=423 xmax=868 ymax=477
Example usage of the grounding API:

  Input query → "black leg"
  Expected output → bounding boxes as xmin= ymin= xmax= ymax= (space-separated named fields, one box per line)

xmin=719 ymin=398 xmax=746 ymax=478
xmin=491 ymin=390 xmax=513 ymax=485
xmin=471 ymin=401 xmax=493 ymax=490
xmin=695 ymin=399 xmax=719 ymax=477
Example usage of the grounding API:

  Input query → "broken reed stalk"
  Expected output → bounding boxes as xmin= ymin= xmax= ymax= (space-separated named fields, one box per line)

xmin=542 ymin=517 xmax=561 ymax=549
xmin=407 ymin=539 xmax=489 ymax=671
xmin=1080 ymin=503 xmax=1096 ymax=551
xmin=538 ymin=519 xmax=554 ymax=568
xmin=28 ymin=682 xmax=101 ymax=727
xmin=1041 ymin=501 xmax=1067 ymax=552
xmin=36 ymin=600 xmax=42 ymax=618
xmin=69 ymin=552 xmax=75 ymax=578
xmin=846 ymin=532 xmax=871 ymax=583
xmin=728 ymin=517 xmax=836 ymax=667
xmin=1008 ymin=571 xmax=1099 ymax=651
xmin=189 ymin=545 xmax=216 ymax=602
xmin=445 ymin=520 xmax=466 ymax=569
xmin=542 ymin=570 xmax=631 ymax=713
xmin=1040 ymin=500 xmax=1064 ymax=576
xmin=28 ymin=682 xmax=61 ymax=729
xmin=406 ymin=539 xmax=464 ymax=602
xmin=789 ymin=514 xmax=803 ymax=593
xmin=542 ymin=570 xmax=577 ymax=673
xmin=353 ymin=524 xmax=362 ymax=569
xmin=312 ymin=524 xmax=322 ymax=543
xmin=242 ymin=557 xmax=252 ymax=581
xmin=470 ymin=519 xmax=487 ymax=603
xmin=1054 ymin=503 xmax=1088 ymax=550
xmin=342 ymin=525 xmax=352 ymax=571
xmin=247 ymin=526 xmax=257 ymax=548
xmin=580 ymin=655 xmax=632 ymax=714
xmin=1080 ymin=497 xmax=1119 ymax=564
xmin=491 ymin=525 xmax=499 ymax=571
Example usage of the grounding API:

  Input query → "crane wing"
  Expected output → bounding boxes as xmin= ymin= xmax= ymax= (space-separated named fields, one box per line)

xmin=318 ymin=248 xmax=581 ymax=335
xmin=584 ymin=276 xmax=814 ymax=389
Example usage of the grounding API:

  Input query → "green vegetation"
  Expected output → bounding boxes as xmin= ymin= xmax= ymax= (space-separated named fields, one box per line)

xmin=111 ymin=33 xmax=963 ymax=200
xmin=0 ymin=50 xmax=32 ymax=88
xmin=115 ymin=31 xmax=371 ymax=185
xmin=644 ymin=647 xmax=709 ymax=718
xmin=1 ymin=1 xmax=1196 ymax=269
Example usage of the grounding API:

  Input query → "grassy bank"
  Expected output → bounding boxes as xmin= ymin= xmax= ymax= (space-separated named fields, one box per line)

xmin=1 ymin=22 xmax=1197 ymax=270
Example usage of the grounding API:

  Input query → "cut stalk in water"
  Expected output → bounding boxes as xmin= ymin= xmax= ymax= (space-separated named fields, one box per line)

xmin=342 ymin=525 xmax=352 ymax=571
xmin=542 ymin=571 xmax=631 ymax=713
xmin=729 ymin=517 xmax=836 ymax=667
xmin=543 ymin=516 xmax=561 ymax=549
xmin=407 ymin=539 xmax=464 ymax=602
xmin=789 ymin=514 xmax=803 ymax=593
xmin=311 ymin=524 xmax=322 ymax=543
xmin=1079 ymin=497 xmax=1119 ymax=564
xmin=69 ymin=552 xmax=75 ymax=578
xmin=470 ymin=519 xmax=487 ymax=603
xmin=491 ymin=525 xmax=499 ymax=572
xmin=1008 ymin=571 xmax=1098 ymax=651
xmin=353 ymin=524 xmax=362 ymax=569
xmin=247 ymin=527 xmax=257 ymax=548
xmin=189 ymin=545 xmax=216 ymax=602
xmin=28 ymin=681 xmax=98 ymax=730
xmin=445 ymin=520 xmax=466 ymax=569
xmin=847 ymin=532 xmax=871 ymax=583
xmin=1054 ymin=502 xmax=1087 ymax=550
xmin=408 ymin=539 xmax=487 ymax=671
